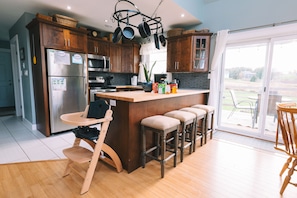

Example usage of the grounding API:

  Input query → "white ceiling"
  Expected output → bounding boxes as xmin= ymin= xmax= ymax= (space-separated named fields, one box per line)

xmin=1 ymin=0 xmax=201 ymax=41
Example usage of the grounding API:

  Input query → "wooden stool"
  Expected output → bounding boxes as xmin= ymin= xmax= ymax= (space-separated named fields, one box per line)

xmin=164 ymin=110 xmax=196 ymax=162
xmin=191 ymin=104 xmax=215 ymax=144
xmin=179 ymin=107 xmax=207 ymax=150
xmin=141 ymin=115 xmax=180 ymax=178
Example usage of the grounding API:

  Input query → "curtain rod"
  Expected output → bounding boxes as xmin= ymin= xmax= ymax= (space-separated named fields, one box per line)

xmin=212 ymin=19 xmax=297 ymax=36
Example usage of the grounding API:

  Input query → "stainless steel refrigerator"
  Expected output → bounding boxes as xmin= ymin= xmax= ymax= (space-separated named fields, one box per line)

xmin=47 ymin=49 xmax=88 ymax=133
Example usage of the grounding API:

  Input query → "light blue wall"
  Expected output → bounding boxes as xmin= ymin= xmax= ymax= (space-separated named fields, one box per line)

xmin=0 ymin=40 xmax=10 ymax=49
xmin=175 ymin=0 xmax=297 ymax=32
xmin=9 ymin=12 xmax=36 ymax=124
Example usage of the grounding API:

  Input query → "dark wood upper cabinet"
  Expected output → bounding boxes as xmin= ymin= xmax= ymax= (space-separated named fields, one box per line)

xmin=121 ymin=43 xmax=140 ymax=74
xmin=167 ymin=33 xmax=212 ymax=72
xmin=42 ymin=22 xmax=87 ymax=53
xmin=87 ymin=37 xmax=110 ymax=56
xmin=109 ymin=43 xmax=122 ymax=72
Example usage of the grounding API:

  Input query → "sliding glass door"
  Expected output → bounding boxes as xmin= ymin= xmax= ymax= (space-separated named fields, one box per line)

xmin=263 ymin=37 xmax=297 ymax=138
xmin=219 ymin=36 xmax=297 ymax=141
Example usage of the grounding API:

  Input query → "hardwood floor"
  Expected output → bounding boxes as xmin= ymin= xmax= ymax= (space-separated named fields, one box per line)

xmin=0 ymin=139 xmax=296 ymax=198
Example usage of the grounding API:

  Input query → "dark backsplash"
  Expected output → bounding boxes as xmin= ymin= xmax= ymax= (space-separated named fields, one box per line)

xmin=93 ymin=72 xmax=137 ymax=85
xmin=94 ymin=72 xmax=210 ymax=89
xmin=172 ymin=73 xmax=210 ymax=89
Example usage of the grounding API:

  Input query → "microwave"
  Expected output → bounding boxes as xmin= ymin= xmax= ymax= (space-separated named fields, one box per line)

xmin=87 ymin=54 xmax=110 ymax=72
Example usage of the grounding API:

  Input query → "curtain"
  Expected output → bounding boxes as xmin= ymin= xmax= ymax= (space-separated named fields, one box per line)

xmin=208 ymin=29 xmax=229 ymax=128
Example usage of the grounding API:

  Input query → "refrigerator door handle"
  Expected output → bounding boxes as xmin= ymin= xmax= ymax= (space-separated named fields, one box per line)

xmin=84 ymin=77 xmax=88 ymax=95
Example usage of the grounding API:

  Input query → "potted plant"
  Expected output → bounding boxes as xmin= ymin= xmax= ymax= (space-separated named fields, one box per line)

xmin=142 ymin=61 xmax=156 ymax=92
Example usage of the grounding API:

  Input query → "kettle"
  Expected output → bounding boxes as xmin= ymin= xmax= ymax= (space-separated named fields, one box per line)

xmin=131 ymin=76 xmax=138 ymax=86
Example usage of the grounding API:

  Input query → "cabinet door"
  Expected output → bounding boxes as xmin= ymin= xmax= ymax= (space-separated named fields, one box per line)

xmin=192 ymin=36 xmax=210 ymax=72
xmin=87 ymin=38 xmax=98 ymax=54
xmin=178 ymin=36 xmax=192 ymax=72
xmin=66 ymin=30 xmax=87 ymax=53
xmin=110 ymin=43 xmax=122 ymax=72
xmin=121 ymin=44 xmax=133 ymax=73
xmin=167 ymin=37 xmax=190 ymax=72
xmin=167 ymin=39 xmax=178 ymax=72
xmin=97 ymin=40 xmax=110 ymax=56
xmin=42 ymin=24 xmax=66 ymax=50
xmin=121 ymin=43 xmax=140 ymax=74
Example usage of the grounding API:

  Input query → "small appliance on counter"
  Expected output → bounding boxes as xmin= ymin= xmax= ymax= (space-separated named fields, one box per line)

xmin=131 ymin=76 xmax=138 ymax=86
xmin=154 ymin=73 xmax=167 ymax=83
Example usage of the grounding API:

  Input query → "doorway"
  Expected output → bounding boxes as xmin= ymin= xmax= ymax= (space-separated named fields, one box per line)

xmin=219 ymin=36 xmax=297 ymax=141
xmin=10 ymin=35 xmax=24 ymax=118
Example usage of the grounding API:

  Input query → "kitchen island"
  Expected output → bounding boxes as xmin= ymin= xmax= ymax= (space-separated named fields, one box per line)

xmin=96 ymin=89 xmax=209 ymax=173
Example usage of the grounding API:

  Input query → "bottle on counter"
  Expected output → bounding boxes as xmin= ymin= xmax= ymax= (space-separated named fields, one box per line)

xmin=170 ymin=83 xmax=177 ymax=93
xmin=158 ymin=83 xmax=166 ymax=94
xmin=152 ymin=82 xmax=158 ymax=93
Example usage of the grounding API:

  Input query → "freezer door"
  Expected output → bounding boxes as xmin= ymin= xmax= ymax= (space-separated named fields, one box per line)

xmin=47 ymin=49 xmax=87 ymax=77
xmin=48 ymin=76 xmax=88 ymax=133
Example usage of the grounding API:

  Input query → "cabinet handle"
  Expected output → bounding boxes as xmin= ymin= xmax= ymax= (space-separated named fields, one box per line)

xmin=64 ymin=39 xmax=67 ymax=46
xmin=68 ymin=39 xmax=70 ymax=47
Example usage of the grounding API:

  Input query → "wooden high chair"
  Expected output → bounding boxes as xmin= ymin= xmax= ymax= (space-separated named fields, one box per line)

xmin=60 ymin=100 xmax=122 ymax=194
xmin=275 ymin=102 xmax=297 ymax=195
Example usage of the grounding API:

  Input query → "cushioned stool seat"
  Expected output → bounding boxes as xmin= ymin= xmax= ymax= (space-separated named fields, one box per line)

xmin=179 ymin=107 xmax=207 ymax=150
xmin=141 ymin=115 xmax=180 ymax=178
xmin=164 ymin=110 xmax=196 ymax=162
xmin=191 ymin=104 xmax=215 ymax=144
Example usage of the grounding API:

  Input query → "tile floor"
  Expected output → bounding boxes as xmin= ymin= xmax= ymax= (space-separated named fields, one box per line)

xmin=0 ymin=115 xmax=81 ymax=164
xmin=0 ymin=115 xmax=280 ymax=164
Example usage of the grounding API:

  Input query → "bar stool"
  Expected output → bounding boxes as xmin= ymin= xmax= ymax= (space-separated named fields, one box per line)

xmin=164 ymin=110 xmax=196 ymax=162
xmin=191 ymin=104 xmax=215 ymax=144
xmin=141 ymin=115 xmax=180 ymax=178
xmin=179 ymin=107 xmax=207 ymax=150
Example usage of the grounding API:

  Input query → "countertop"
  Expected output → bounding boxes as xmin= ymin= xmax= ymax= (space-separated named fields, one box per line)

xmin=96 ymin=89 xmax=209 ymax=103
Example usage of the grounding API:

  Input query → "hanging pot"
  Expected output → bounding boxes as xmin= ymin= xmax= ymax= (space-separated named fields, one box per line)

xmin=138 ymin=18 xmax=151 ymax=38
xmin=122 ymin=13 xmax=134 ymax=40
xmin=112 ymin=21 xmax=122 ymax=43
xmin=159 ymin=28 xmax=166 ymax=47
xmin=154 ymin=32 xmax=160 ymax=50
xmin=154 ymin=24 xmax=160 ymax=50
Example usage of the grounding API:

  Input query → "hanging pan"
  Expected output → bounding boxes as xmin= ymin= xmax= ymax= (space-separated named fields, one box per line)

xmin=112 ymin=20 xmax=122 ymax=43
xmin=138 ymin=18 xmax=151 ymax=38
xmin=154 ymin=31 xmax=160 ymax=50
xmin=122 ymin=13 xmax=134 ymax=40
xmin=159 ymin=28 xmax=166 ymax=47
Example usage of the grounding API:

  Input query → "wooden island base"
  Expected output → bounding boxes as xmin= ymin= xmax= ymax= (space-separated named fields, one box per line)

xmin=96 ymin=89 xmax=209 ymax=173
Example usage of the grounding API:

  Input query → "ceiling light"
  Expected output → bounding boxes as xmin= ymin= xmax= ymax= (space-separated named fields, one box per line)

xmin=181 ymin=14 xmax=185 ymax=18
xmin=67 ymin=6 xmax=71 ymax=10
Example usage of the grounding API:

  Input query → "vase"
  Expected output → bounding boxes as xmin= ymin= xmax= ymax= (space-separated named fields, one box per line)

xmin=142 ymin=82 xmax=153 ymax=92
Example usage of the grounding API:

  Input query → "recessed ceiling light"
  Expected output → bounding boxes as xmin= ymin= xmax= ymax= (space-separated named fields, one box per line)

xmin=67 ymin=6 xmax=71 ymax=10
xmin=181 ymin=14 xmax=185 ymax=18
xmin=105 ymin=19 xmax=108 ymax=23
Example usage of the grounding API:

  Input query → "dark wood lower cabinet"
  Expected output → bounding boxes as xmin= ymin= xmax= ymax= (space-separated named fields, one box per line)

xmin=100 ymin=93 xmax=207 ymax=173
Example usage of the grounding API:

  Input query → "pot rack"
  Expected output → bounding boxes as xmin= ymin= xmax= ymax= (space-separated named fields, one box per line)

xmin=112 ymin=0 xmax=163 ymax=33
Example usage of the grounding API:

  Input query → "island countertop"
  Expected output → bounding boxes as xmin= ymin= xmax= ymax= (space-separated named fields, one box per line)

xmin=96 ymin=89 xmax=209 ymax=103
xmin=97 ymin=89 xmax=209 ymax=173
